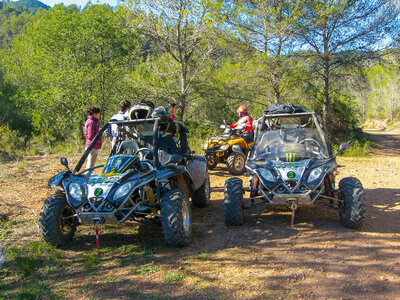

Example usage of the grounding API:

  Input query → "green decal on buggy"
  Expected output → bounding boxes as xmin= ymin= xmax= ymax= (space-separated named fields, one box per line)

xmin=286 ymin=153 xmax=296 ymax=162
xmin=94 ymin=188 xmax=103 ymax=196
xmin=287 ymin=171 xmax=295 ymax=179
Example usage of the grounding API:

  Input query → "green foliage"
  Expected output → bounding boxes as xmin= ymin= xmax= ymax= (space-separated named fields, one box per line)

xmin=0 ymin=1 xmax=399 ymax=155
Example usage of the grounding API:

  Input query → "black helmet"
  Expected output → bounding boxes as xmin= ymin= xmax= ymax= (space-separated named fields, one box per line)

xmin=151 ymin=106 xmax=176 ymax=136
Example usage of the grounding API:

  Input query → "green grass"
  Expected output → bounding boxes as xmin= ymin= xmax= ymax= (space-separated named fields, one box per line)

xmin=334 ymin=140 xmax=372 ymax=157
xmin=197 ymin=251 xmax=211 ymax=261
xmin=164 ymin=272 xmax=183 ymax=283
xmin=135 ymin=264 xmax=159 ymax=276
xmin=83 ymin=250 xmax=101 ymax=269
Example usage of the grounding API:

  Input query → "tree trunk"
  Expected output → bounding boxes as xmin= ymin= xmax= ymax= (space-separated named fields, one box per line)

xmin=322 ymin=55 xmax=329 ymax=131
xmin=179 ymin=62 xmax=188 ymax=120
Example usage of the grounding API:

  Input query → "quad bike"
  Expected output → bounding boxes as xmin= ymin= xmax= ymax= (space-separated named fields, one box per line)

xmin=224 ymin=104 xmax=366 ymax=229
xmin=202 ymin=123 xmax=253 ymax=175
xmin=39 ymin=106 xmax=210 ymax=247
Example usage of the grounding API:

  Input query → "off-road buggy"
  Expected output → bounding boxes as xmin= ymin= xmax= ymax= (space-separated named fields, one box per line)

xmin=202 ymin=123 xmax=253 ymax=175
xmin=39 ymin=105 xmax=210 ymax=247
xmin=224 ymin=104 xmax=366 ymax=228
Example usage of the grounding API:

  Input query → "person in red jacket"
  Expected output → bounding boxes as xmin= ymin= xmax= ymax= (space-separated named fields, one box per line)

xmin=84 ymin=106 xmax=102 ymax=169
xmin=229 ymin=105 xmax=254 ymax=144
xmin=170 ymin=102 xmax=177 ymax=120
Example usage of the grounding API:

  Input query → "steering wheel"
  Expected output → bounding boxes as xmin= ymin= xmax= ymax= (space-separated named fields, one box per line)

xmin=299 ymin=138 xmax=321 ymax=152
xmin=135 ymin=147 xmax=153 ymax=161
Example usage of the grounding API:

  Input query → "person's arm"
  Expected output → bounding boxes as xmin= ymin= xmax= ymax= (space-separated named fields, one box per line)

xmin=229 ymin=121 xmax=238 ymax=128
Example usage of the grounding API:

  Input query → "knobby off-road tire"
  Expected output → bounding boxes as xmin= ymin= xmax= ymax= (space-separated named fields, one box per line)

xmin=161 ymin=189 xmax=192 ymax=247
xmin=227 ymin=152 xmax=246 ymax=175
xmin=224 ymin=177 xmax=244 ymax=225
xmin=338 ymin=177 xmax=366 ymax=229
xmin=39 ymin=193 xmax=77 ymax=246
xmin=192 ymin=173 xmax=211 ymax=208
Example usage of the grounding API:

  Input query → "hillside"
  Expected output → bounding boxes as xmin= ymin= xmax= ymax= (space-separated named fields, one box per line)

xmin=4 ymin=0 xmax=49 ymax=12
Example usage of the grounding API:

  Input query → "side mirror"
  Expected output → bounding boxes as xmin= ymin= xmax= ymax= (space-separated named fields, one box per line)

xmin=339 ymin=143 xmax=350 ymax=152
xmin=335 ymin=143 xmax=350 ymax=157
xmin=60 ymin=157 xmax=69 ymax=169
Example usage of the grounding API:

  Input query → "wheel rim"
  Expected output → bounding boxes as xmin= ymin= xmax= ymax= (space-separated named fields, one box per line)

xmin=234 ymin=156 xmax=245 ymax=171
xmin=60 ymin=206 xmax=75 ymax=234
xmin=182 ymin=200 xmax=190 ymax=233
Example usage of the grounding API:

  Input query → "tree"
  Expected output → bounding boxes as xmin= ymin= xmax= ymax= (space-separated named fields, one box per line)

xmin=3 ymin=4 xmax=139 ymax=141
xmin=296 ymin=0 xmax=399 ymax=131
xmin=224 ymin=0 xmax=301 ymax=104
xmin=125 ymin=0 xmax=220 ymax=119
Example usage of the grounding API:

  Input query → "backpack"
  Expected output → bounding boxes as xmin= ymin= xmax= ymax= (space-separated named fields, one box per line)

xmin=264 ymin=104 xmax=306 ymax=115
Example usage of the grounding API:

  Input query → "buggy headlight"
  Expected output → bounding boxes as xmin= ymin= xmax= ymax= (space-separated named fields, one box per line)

xmin=68 ymin=182 xmax=83 ymax=200
xmin=113 ymin=182 xmax=133 ymax=200
xmin=308 ymin=167 xmax=323 ymax=183
xmin=202 ymin=142 xmax=208 ymax=150
xmin=218 ymin=144 xmax=229 ymax=151
xmin=258 ymin=168 xmax=276 ymax=182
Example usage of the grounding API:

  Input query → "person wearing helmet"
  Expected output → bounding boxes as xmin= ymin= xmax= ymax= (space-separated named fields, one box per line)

xmin=229 ymin=105 xmax=254 ymax=143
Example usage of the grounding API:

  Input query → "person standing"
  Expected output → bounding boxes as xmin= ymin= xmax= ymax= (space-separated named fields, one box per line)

xmin=84 ymin=106 xmax=102 ymax=169
xmin=109 ymin=100 xmax=131 ymax=152
xmin=170 ymin=103 xmax=177 ymax=120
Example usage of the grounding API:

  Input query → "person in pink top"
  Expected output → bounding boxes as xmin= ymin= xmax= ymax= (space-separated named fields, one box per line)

xmin=84 ymin=106 xmax=102 ymax=169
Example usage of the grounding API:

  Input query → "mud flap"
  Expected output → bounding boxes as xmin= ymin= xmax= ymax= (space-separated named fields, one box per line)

xmin=186 ymin=155 xmax=207 ymax=190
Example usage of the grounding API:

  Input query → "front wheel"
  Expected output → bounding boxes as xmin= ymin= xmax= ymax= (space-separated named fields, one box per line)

xmin=224 ymin=177 xmax=244 ymax=225
xmin=227 ymin=152 xmax=246 ymax=175
xmin=161 ymin=189 xmax=192 ymax=246
xmin=192 ymin=173 xmax=211 ymax=208
xmin=39 ymin=194 xmax=77 ymax=246
xmin=338 ymin=177 xmax=366 ymax=229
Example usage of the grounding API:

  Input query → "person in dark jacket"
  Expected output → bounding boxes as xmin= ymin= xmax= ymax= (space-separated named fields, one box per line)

xmin=84 ymin=106 xmax=102 ymax=169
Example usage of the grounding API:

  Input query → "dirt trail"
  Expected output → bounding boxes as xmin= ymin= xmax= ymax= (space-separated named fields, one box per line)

xmin=365 ymin=128 xmax=400 ymax=156
xmin=1 ymin=129 xmax=400 ymax=299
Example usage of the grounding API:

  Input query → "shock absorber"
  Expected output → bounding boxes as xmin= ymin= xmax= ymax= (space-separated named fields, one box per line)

xmin=144 ymin=186 xmax=157 ymax=214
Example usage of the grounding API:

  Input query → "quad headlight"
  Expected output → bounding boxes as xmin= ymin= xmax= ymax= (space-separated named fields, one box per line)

xmin=113 ymin=182 xmax=133 ymax=200
xmin=258 ymin=168 xmax=276 ymax=182
xmin=218 ymin=144 xmax=229 ymax=151
xmin=68 ymin=182 xmax=83 ymax=200
xmin=308 ymin=167 xmax=323 ymax=183
xmin=202 ymin=142 xmax=209 ymax=150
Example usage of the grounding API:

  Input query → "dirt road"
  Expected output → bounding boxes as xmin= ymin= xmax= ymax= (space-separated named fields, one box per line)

xmin=0 ymin=130 xmax=399 ymax=299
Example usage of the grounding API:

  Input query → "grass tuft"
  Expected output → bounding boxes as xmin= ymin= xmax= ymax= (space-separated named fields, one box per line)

xmin=164 ymin=272 xmax=183 ymax=283
xmin=135 ymin=264 xmax=159 ymax=276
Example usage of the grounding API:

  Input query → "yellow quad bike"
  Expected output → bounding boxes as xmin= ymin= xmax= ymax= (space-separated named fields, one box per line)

xmin=202 ymin=124 xmax=253 ymax=175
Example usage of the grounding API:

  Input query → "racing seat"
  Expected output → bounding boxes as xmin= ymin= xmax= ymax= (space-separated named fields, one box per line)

xmin=116 ymin=140 xmax=140 ymax=155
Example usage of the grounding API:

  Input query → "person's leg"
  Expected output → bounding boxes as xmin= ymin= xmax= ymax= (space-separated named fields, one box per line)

xmin=86 ymin=148 xmax=99 ymax=169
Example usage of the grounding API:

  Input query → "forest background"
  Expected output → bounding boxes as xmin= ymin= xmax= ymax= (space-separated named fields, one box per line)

xmin=0 ymin=0 xmax=400 ymax=157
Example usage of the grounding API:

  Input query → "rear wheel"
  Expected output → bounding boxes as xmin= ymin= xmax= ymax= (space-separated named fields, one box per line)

xmin=227 ymin=152 xmax=246 ymax=175
xmin=39 ymin=194 xmax=77 ymax=246
xmin=192 ymin=173 xmax=211 ymax=208
xmin=224 ymin=177 xmax=243 ymax=225
xmin=338 ymin=177 xmax=366 ymax=229
xmin=161 ymin=189 xmax=192 ymax=246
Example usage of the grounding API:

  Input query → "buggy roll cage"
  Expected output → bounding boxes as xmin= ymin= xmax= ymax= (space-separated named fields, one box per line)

xmin=74 ymin=118 xmax=161 ymax=173
xmin=251 ymin=111 xmax=329 ymax=158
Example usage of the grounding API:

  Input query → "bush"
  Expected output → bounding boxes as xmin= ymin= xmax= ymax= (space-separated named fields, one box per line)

xmin=0 ymin=125 xmax=26 ymax=160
